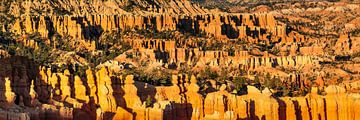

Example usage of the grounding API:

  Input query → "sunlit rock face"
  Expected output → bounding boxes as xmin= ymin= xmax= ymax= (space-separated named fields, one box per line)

xmin=1 ymin=0 xmax=360 ymax=120
xmin=11 ymin=13 xmax=281 ymax=41
xmin=0 ymin=57 xmax=359 ymax=120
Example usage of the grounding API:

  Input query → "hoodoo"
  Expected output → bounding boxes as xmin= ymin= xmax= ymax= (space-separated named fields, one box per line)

xmin=0 ymin=0 xmax=360 ymax=120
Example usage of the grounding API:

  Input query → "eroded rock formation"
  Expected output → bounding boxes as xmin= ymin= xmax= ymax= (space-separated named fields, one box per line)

xmin=1 ymin=0 xmax=360 ymax=120
xmin=0 ymin=57 xmax=359 ymax=120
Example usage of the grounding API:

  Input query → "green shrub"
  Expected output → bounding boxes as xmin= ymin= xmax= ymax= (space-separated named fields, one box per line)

xmin=233 ymin=77 xmax=247 ymax=91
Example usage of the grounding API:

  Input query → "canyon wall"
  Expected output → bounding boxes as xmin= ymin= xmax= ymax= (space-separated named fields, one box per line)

xmin=125 ymin=39 xmax=318 ymax=70
xmin=10 ymin=13 xmax=284 ymax=41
